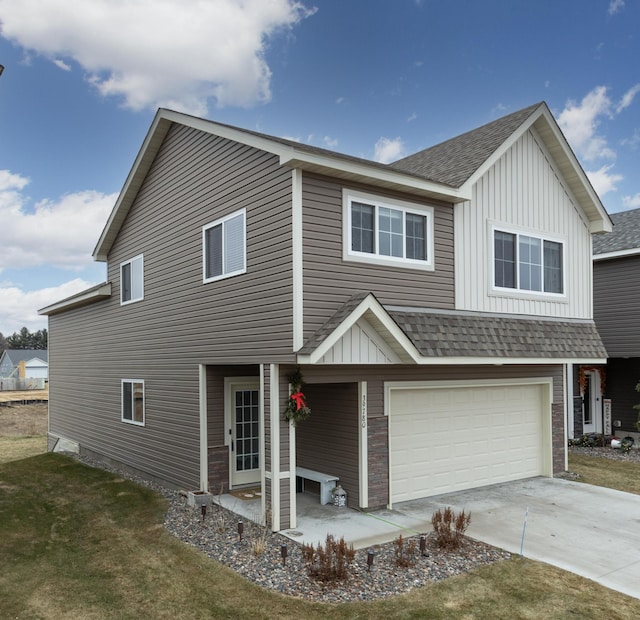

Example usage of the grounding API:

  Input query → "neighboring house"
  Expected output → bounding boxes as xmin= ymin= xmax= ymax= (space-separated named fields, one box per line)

xmin=40 ymin=102 xmax=611 ymax=532
xmin=571 ymin=207 xmax=640 ymax=439
xmin=0 ymin=349 xmax=49 ymax=380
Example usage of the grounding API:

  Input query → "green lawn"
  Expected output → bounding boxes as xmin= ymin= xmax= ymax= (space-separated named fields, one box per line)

xmin=1 ymin=453 xmax=640 ymax=619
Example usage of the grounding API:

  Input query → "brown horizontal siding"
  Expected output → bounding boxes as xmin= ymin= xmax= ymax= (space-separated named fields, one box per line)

xmin=296 ymin=383 xmax=359 ymax=507
xmin=48 ymin=125 xmax=298 ymax=489
xmin=594 ymin=257 xmax=640 ymax=357
xmin=301 ymin=174 xmax=455 ymax=340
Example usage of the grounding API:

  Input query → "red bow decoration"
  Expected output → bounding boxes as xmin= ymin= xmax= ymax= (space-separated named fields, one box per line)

xmin=290 ymin=391 xmax=306 ymax=411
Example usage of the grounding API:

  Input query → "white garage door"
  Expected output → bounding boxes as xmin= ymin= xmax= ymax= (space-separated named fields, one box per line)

xmin=389 ymin=382 xmax=548 ymax=504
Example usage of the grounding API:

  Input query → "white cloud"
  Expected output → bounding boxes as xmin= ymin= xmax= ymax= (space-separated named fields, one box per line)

xmin=0 ymin=0 xmax=315 ymax=115
xmin=322 ymin=136 xmax=338 ymax=149
xmin=374 ymin=137 xmax=405 ymax=164
xmin=0 ymin=279 xmax=95 ymax=335
xmin=586 ymin=164 xmax=623 ymax=196
xmin=616 ymin=83 xmax=640 ymax=113
xmin=53 ymin=58 xmax=71 ymax=71
xmin=608 ymin=0 xmax=624 ymax=15
xmin=621 ymin=129 xmax=640 ymax=149
xmin=623 ymin=193 xmax=640 ymax=209
xmin=557 ymin=86 xmax=615 ymax=162
xmin=0 ymin=170 xmax=116 ymax=271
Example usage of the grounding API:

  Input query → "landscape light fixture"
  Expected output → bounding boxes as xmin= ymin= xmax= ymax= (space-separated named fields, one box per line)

xmin=201 ymin=504 xmax=207 ymax=521
xmin=420 ymin=535 xmax=428 ymax=557
xmin=280 ymin=543 xmax=288 ymax=565
xmin=237 ymin=520 xmax=244 ymax=541
xmin=367 ymin=549 xmax=375 ymax=571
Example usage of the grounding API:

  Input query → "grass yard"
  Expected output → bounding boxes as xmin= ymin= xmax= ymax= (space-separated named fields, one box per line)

xmin=1 ymin=453 xmax=640 ymax=619
xmin=569 ymin=452 xmax=640 ymax=495
xmin=0 ymin=401 xmax=48 ymax=465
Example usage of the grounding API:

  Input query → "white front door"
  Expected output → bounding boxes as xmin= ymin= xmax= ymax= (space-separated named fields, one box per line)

xmin=582 ymin=370 xmax=602 ymax=434
xmin=226 ymin=379 xmax=261 ymax=488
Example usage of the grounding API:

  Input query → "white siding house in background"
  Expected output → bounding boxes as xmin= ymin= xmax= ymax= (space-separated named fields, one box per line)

xmin=0 ymin=349 xmax=49 ymax=380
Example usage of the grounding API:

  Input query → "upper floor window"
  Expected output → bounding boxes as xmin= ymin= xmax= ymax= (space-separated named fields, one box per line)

xmin=203 ymin=209 xmax=246 ymax=283
xmin=494 ymin=229 xmax=564 ymax=295
xmin=120 ymin=254 xmax=144 ymax=305
xmin=344 ymin=191 xmax=434 ymax=270
xmin=122 ymin=379 xmax=144 ymax=426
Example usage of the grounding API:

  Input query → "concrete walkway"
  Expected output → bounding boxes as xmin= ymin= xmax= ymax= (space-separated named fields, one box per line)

xmin=221 ymin=478 xmax=640 ymax=599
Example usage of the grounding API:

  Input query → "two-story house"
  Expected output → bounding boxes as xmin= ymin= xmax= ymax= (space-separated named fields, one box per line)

xmin=40 ymin=102 xmax=611 ymax=532
xmin=570 ymin=207 xmax=640 ymax=439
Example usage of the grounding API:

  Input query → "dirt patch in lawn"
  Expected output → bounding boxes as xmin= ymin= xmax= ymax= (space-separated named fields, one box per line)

xmin=0 ymin=402 xmax=48 ymax=437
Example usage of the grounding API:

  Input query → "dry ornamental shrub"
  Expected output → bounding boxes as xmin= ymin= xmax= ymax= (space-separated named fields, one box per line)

xmin=301 ymin=534 xmax=356 ymax=582
xmin=393 ymin=534 xmax=417 ymax=567
xmin=431 ymin=507 xmax=471 ymax=550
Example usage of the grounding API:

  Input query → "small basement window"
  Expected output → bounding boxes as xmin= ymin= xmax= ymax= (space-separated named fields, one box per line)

xmin=122 ymin=379 xmax=145 ymax=426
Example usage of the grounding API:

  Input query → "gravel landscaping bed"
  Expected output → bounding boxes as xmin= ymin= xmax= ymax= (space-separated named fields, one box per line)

xmin=569 ymin=445 xmax=640 ymax=464
xmin=71 ymin=453 xmax=511 ymax=602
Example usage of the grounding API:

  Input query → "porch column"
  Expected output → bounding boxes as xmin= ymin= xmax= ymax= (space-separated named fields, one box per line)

xmin=262 ymin=363 xmax=294 ymax=531
xmin=358 ymin=381 xmax=368 ymax=508
xmin=198 ymin=364 xmax=208 ymax=492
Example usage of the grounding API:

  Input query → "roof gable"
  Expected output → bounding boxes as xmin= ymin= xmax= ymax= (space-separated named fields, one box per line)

xmin=93 ymin=102 xmax=611 ymax=261
xmin=391 ymin=102 xmax=611 ymax=234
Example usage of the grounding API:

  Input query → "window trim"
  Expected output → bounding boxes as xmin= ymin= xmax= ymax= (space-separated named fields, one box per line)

xmin=343 ymin=190 xmax=434 ymax=270
xmin=121 ymin=379 xmax=145 ymax=426
xmin=120 ymin=254 xmax=144 ymax=305
xmin=490 ymin=224 xmax=566 ymax=298
xmin=202 ymin=208 xmax=247 ymax=283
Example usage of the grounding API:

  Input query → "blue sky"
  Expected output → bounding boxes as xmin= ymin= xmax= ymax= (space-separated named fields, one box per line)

xmin=0 ymin=0 xmax=638 ymax=336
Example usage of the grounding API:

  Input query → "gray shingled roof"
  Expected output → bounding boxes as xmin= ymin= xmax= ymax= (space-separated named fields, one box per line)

xmin=387 ymin=309 xmax=607 ymax=359
xmin=299 ymin=293 xmax=606 ymax=360
xmin=2 ymin=349 xmax=48 ymax=364
xmin=389 ymin=103 xmax=543 ymax=187
xmin=593 ymin=208 xmax=640 ymax=255
xmin=298 ymin=292 xmax=370 ymax=355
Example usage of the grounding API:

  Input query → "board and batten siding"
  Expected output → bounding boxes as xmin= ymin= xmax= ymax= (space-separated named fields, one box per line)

xmin=594 ymin=256 xmax=640 ymax=357
xmin=455 ymin=127 xmax=593 ymax=319
xmin=48 ymin=124 xmax=297 ymax=490
xmin=301 ymin=174 xmax=455 ymax=341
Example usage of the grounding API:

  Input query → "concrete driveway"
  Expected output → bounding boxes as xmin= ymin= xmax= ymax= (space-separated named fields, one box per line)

xmin=389 ymin=477 xmax=640 ymax=600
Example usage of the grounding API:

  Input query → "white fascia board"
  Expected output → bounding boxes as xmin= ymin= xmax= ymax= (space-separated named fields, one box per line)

xmin=411 ymin=356 xmax=607 ymax=365
xmin=297 ymin=353 xmax=607 ymax=366
xmin=593 ymin=247 xmax=640 ymax=261
xmin=459 ymin=105 xmax=611 ymax=234
xmin=299 ymin=295 xmax=421 ymax=365
xmin=38 ymin=282 xmax=112 ymax=315
xmin=93 ymin=112 xmax=173 ymax=261
xmin=280 ymin=152 xmax=470 ymax=203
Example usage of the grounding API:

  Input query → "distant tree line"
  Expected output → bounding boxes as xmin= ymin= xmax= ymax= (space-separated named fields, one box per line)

xmin=0 ymin=327 xmax=48 ymax=356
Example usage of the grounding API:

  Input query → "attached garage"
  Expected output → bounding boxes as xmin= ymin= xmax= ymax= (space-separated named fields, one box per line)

xmin=387 ymin=379 xmax=553 ymax=505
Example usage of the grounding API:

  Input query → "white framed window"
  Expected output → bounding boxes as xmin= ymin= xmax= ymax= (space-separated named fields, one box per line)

xmin=120 ymin=254 xmax=144 ymax=305
xmin=203 ymin=209 xmax=247 ymax=283
xmin=121 ymin=379 xmax=145 ymax=426
xmin=343 ymin=191 xmax=434 ymax=270
xmin=493 ymin=227 xmax=564 ymax=295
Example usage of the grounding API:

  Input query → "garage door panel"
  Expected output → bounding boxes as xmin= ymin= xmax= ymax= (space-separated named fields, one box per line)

xmin=390 ymin=383 xmax=546 ymax=504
